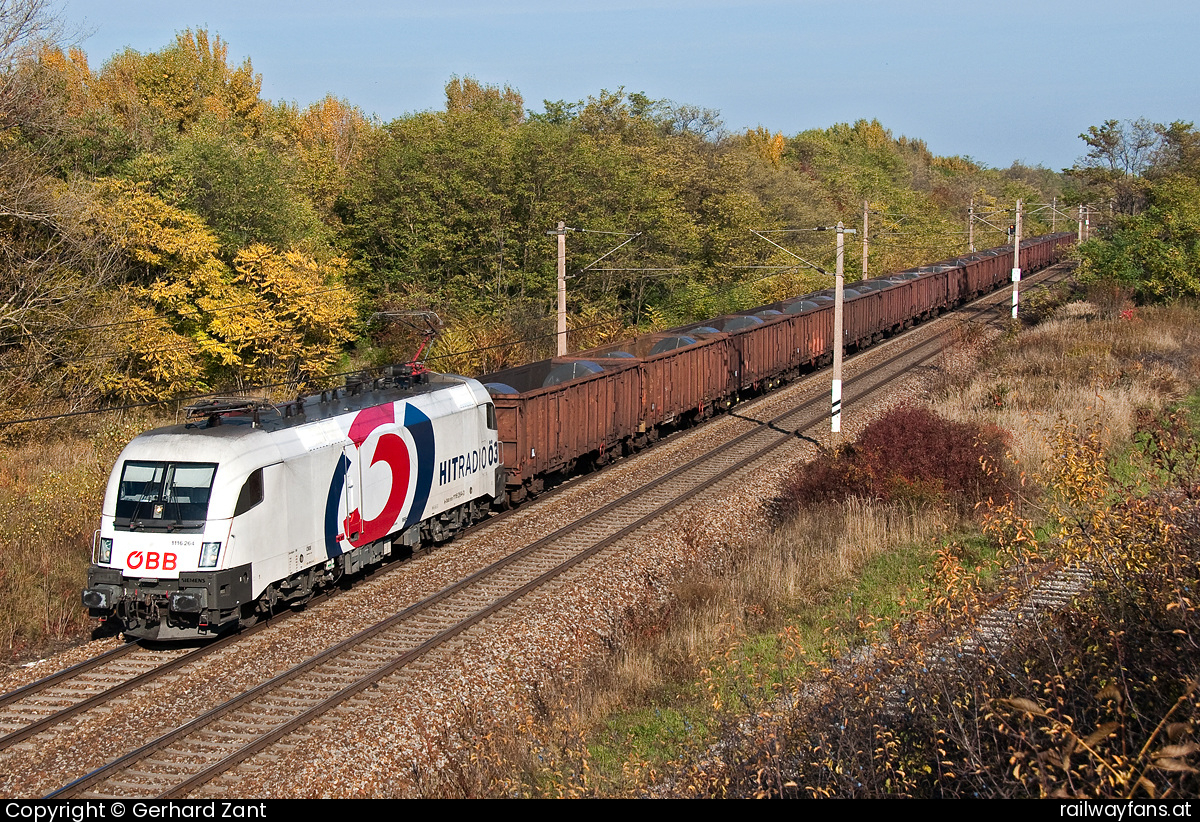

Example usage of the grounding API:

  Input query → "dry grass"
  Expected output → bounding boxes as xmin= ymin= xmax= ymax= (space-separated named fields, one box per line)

xmin=410 ymin=294 xmax=1200 ymax=797
xmin=937 ymin=301 xmax=1200 ymax=471
xmin=574 ymin=498 xmax=956 ymax=736
xmin=517 ymin=297 xmax=1200 ymax=797
xmin=226 ymin=295 xmax=1200 ymax=797
xmin=0 ymin=419 xmax=145 ymax=659
xmin=644 ymin=316 xmax=1200 ymax=798
xmin=733 ymin=498 xmax=953 ymax=613
xmin=8 ymin=290 xmax=1200 ymax=795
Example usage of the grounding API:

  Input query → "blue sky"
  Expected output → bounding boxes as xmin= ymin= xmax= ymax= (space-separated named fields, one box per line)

xmin=64 ymin=0 xmax=1198 ymax=171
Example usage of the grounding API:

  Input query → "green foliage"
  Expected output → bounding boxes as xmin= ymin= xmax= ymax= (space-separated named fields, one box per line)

xmin=342 ymin=101 xmax=519 ymax=307
xmin=137 ymin=116 xmax=328 ymax=255
xmin=1 ymin=17 xmax=1080 ymax=426
xmin=444 ymin=75 xmax=524 ymax=125
xmin=1070 ymin=120 xmax=1200 ymax=304
xmin=776 ymin=120 xmax=1053 ymax=277
xmin=1070 ymin=118 xmax=1160 ymax=215
xmin=1078 ymin=174 xmax=1200 ymax=302
xmin=340 ymin=83 xmax=766 ymax=327
xmin=82 ymin=179 xmax=355 ymax=397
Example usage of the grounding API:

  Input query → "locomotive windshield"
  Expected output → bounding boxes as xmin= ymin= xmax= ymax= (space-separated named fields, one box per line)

xmin=115 ymin=461 xmax=218 ymax=529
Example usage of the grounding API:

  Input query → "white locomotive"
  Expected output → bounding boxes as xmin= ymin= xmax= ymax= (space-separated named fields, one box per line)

xmin=82 ymin=371 xmax=503 ymax=640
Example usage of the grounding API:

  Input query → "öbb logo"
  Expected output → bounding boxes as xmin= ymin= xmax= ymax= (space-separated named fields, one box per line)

xmin=126 ymin=551 xmax=177 ymax=570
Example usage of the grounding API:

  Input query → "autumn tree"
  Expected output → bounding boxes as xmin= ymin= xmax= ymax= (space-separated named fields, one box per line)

xmin=1 ymin=14 xmax=1083 ymax=419
xmin=121 ymin=28 xmax=264 ymax=139
xmin=0 ymin=0 xmax=141 ymax=417
xmin=1150 ymin=120 xmax=1200 ymax=180
xmin=205 ymin=244 xmax=357 ymax=390
xmin=139 ymin=115 xmax=327 ymax=255
xmin=444 ymin=75 xmax=523 ymax=126
xmin=0 ymin=0 xmax=65 ymax=131
xmin=340 ymin=78 xmax=524 ymax=309
xmin=0 ymin=176 xmax=129 ymax=416
xmin=86 ymin=180 xmax=356 ymax=398
xmin=292 ymin=94 xmax=374 ymax=224
xmin=1069 ymin=118 xmax=1161 ymax=215
xmin=784 ymin=121 xmax=965 ymax=277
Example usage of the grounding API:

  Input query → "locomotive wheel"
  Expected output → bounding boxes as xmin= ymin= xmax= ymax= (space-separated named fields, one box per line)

xmin=239 ymin=603 xmax=259 ymax=629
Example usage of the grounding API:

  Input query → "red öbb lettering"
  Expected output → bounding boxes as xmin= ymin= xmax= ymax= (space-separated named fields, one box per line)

xmin=125 ymin=551 xmax=177 ymax=571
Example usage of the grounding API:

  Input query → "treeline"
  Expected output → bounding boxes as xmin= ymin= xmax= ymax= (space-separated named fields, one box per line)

xmin=1073 ymin=119 xmax=1200 ymax=302
xmin=0 ymin=13 xmax=1070 ymax=430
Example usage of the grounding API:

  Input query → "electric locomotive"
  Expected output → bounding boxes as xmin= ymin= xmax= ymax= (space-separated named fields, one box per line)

xmin=82 ymin=371 xmax=503 ymax=640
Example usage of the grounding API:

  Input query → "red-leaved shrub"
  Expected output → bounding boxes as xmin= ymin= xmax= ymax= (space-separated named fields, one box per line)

xmin=781 ymin=405 xmax=1011 ymax=512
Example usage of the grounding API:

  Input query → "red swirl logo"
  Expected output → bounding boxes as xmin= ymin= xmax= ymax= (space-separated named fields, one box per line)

xmin=342 ymin=405 xmax=412 ymax=548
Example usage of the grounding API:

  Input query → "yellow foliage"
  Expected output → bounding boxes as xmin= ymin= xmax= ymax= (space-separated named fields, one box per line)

xmin=854 ymin=119 xmax=891 ymax=151
xmin=79 ymin=179 xmax=356 ymax=397
xmin=135 ymin=29 xmax=265 ymax=136
xmin=106 ymin=300 xmax=204 ymax=400
xmin=36 ymin=46 xmax=95 ymax=119
xmin=55 ymin=28 xmax=266 ymax=140
xmin=1039 ymin=416 xmax=1180 ymax=584
xmin=299 ymin=96 xmax=369 ymax=159
xmin=430 ymin=314 xmax=518 ymax=377
xmin=745 ymin=126 xmax=785 ymax=168
xmin=568 ymin=304 xmax=631 ymax=352
xmin=213 ymin=244 xmax=357 ymax=389
xmin=294 ymin=95 xmax=374 ymax=214
xmin=973 ymin=188 xmax=999 ymax=211
xmin=924 ymin=541 xmax=984 ymax=623
xmin=933 ymin=155 xmax=977 ymax=174
xmin=444 ymin=76 xmax=523 ymax=125
xmin=84 ymin=179 xmax=220 ymax=268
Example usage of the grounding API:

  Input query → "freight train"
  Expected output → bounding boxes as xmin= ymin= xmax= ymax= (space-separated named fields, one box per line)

xmin=82 ymin=233 xmax=1073 ymax=640
xmin=482 ymin=233 xmax=1073 ymax=503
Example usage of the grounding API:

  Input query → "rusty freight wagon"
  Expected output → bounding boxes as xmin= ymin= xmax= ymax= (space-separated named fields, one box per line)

xmin=570 ymin=331 xmax=736 ymax=432
xmin=480 ymin=357 xmax=640 ymax=503
xmin=478 ymin=233 xmax=1073 ymax=507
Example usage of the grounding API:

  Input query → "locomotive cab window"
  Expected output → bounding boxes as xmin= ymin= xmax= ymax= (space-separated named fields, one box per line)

xmin=485 ymin=402 xmax=496 ymax=430
xmin=115 ymin=461 xmax=218 ymax=528
xmin=234 ymin=468 xmax=265 ymax=516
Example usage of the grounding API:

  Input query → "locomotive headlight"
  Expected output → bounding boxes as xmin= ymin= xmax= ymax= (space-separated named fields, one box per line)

xmin=99 ymin=537 xmax=113 ymax=564
xmin=199 ymin=541 xmax=221 ymax=568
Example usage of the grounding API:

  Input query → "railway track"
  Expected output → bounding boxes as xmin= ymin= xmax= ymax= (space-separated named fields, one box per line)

xmin=3 ymin=262 xmax=1073 ymax=798
xmin=0 ymin=584 xmax=353 ymax=756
